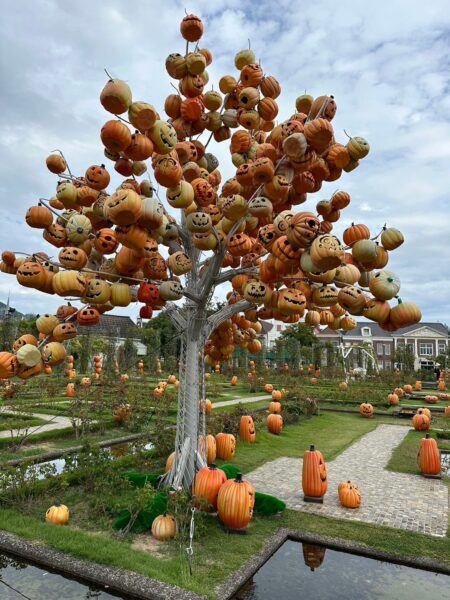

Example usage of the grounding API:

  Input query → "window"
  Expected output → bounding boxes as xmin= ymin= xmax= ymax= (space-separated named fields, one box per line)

xmin=384 ymin=345 xmax=391 ymax=355
xmin=384 ymin=360 xmax=391 ymax=369
xmin=361 ymin=327 xmax=371 ymax=337
xmin=419 ymin=343 xmax=433 ymax=356
xmin=378 ymin=361 xmax=383 ymax=369
xmin=438 ymin=342 xmax=446 ymax=354
xmin=377 ymin=343 xmax=383 ymax=355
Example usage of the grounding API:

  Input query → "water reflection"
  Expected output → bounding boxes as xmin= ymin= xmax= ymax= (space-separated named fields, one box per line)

xmin=233 ymin=540 xmax=449 ymax=600
xmin=0 ymin=552 xmax=124 ymax=599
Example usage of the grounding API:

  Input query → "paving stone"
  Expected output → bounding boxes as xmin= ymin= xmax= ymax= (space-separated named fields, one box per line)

xmin=247 ymin=424 xmax=448 ymax=537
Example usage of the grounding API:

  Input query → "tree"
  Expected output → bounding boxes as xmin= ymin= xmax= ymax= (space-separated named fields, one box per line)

xmin=0 ymin=12 xmax=423 ymax=491
xmin=278 ymin=323 xmax=317 ymax=347
xmin=394 ymin=345 xmax=415 ymax=374
xmin=117 ymin=337 xmax=137 ymax=372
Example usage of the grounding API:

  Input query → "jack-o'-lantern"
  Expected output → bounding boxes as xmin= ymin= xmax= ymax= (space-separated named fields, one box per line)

xmin=105 ymin=189 xmax=143 ymax=226
xmin=85 ymin=164 xmax=110 ymax=191
xmin=312 ymin=286 xmax=339 ymax=307
xmin=168 ymin=252 xmax=192 ymax=276
xmin=277 ymin=289 xmax=306 ymax=315
xmin=310 ymin=234 xmax=345 ymax=270
xmin=302 ymin=445 xmax=328 ymax=499
xmin=77 ymin=306 xmax=101 ymax=326
xmin=43 ymin=223 xmax=67 ymax=248
xmin=159 ymin=280 xmax=184 ymax=301
xmin=58 ymin=247 xmax=88 ymax=269
xmin=363 ymin=298 xmax=391 ymax=324
xmin=52 ymin=322 xmax=77 ymax=342
xmin=16 ymin=261 xmax=46 ymax=289
xmin=337 ymin=286 xmax=367 ymax=314
xmin=36 ymin=314 xmax=59 ymax=334
xmin=228 ymin=233 xmax=253 ymax=256
xmin=52 ymin=271 xmax=86 ymax=296
xmin=285 ymin=212 xmax=320 ymax=248
xmin=242 ymin=281 xmax=272 ymax=305
xmin=13 ymin=334 xmax=37 ymax=353
xmin=186 ymin=211 xmax=212 ymax=233
xmin=83 ymin=278 xmax=111 ymax=304
xmin=0 ymin=352 xmax=20 ymax=378
xmin=42 ymin=341 xmax=67 ymax=366
xmin=166 ymin=181 xmax=194 ymax=209
xmin=148 ymin=120 xmax=178 ymax=155
xmin=239 ymin=416 xmax=256 ymax=443
xmin=359 ymin=402 xmax=374 ymax=417
xmin=271 ymin=236 xmax=302 ymax=263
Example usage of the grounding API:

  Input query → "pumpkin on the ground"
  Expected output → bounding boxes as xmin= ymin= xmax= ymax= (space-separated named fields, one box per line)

xmin=215 ymin=432 xmax=236 ymax=460
xmin=338 ymin=480 xmax=362 ymax=508
xmin=151 ymin=513 xmax=177 ymax=541
xmin=268 ymin=401 xmax=282 ymax=413
xmin=388 ymin=393 xmax=399 ymax=406
xmin=302 ymin=445 xmax=327 ymax=499
xmin=217 ymin=473 xmax=255 ymax=530
xmin=412 ymin=413 xmax=430 ymax=431
xmin=359 ymin=402 xmax=373 ymax=417
xmin=418 ymin=434 xmax=440 ymax=476
xmin=239 ymin=415 xmax=256 ymax=443
xmin=267 ymin=413 xmax=283 ymax=434
xmin=193 ymin=464 xmax=227 ymax=512
xmin=46 ymin=504 xmax=69 ymax=525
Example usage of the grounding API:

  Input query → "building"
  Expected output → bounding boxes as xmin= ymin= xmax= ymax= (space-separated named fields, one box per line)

xmin=76 ymin=314 xmax=147 ymax=356
xmin=316 ymin=322 xmax=449 ymax=371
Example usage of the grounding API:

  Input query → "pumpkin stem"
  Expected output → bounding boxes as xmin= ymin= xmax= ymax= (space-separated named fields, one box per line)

xmin=309 ymin=444 xmax=315 ymax=451
xmin=104 ymin=68 xmax=114 ymax=81
xmin=235 ymin=473 xmax=243 ymax=482
xmin=425 ymin=433 xmax=430 ymax=439
xmin=209 ymin=464 xmax=217 ymax=470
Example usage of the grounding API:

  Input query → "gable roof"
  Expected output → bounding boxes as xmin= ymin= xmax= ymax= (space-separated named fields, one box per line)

xmin=77 ymin=315 xmax=139 ymax=338
xmin=317 ymin=321 xmax=449 ymax=338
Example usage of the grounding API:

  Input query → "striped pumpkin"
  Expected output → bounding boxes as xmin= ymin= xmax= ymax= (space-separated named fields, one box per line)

xmin=217 ymin=473 xmax=255 ymax=530
xmin=302 ymin=445 xmax=328 ymax=498
xmin=418 ymin=434 xmax=440 ymax=476
xmin=192 ymin=465 xmax=227 ymax=512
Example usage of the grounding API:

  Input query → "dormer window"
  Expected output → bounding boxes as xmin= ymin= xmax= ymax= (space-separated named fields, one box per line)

xmin=361 ymin=327 xmax=371 ymax=337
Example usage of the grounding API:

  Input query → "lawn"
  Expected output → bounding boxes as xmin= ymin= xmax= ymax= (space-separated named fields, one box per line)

xmin=0 ymin=413 xmax=47 ymax=432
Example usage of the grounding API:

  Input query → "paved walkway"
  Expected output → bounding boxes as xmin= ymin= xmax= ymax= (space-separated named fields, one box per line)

xmin=247 ymin=424 xmax=448 ymax=537
xmin=213 ymin=394 xmax=270 ymax=409
xmin=0 ymin=407 xmax=73 ymax=439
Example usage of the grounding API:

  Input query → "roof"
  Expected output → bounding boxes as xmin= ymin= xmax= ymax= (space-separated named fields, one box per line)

xmin=77 ymin=315 xmax=140 ymax=338
xmin=317 ymin=321 xmax=449 ymax=339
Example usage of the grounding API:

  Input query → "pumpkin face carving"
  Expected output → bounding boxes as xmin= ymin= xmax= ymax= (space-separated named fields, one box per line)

xmin=243 ymin=281 xmax=271 ymax=305
xmin=16 ymin=262 xmax=46 ymax=289
xmin=52 ymin=322 xmax=77 ymax=342
xmin=84 ymin=278 xmax=111 ymax=304
xmin=337 ymin=285 xmax=367 ymax=314
xmin=148 ymin=120 xmax=178 ymax=155
xmin=59 ymin=247 xmax=88 ymax=269
xmin=359 ymin=402 xmax=374 ymax=417
xmin=302 ymin=445 xmax=328 ymax=499
xmin=77 ymin=306 xmax=101 ymax=326
xmin=239 ymin=415 xmax=256 ymax=443
xmin=85 ymin=164 xmax=110 ymax=190
xmin=310 ymin=234 xmax=345 ymax=270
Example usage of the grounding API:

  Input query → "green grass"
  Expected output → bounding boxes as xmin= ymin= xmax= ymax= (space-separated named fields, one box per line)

xmin=0 ymin=414 xmax=46 ymax=432
xmin=0 ymin=505 xmax=449 ymax=599
xmin=387 ymin=429 xmax=450 ymax=476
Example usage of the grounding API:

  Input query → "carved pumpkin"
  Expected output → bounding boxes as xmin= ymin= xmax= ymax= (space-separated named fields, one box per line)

xmin=52 ymin=271 xmax=86 ymax=296
xmin=418 ymin=433 xmax=440 ymax=476
xmin=193 ymin=464 xmax=227 ymax=512
xmin=388 ymin=393 xmax=399 ymax=405
xmin=66 ymin=383 xmax=75 ymax=398
xmin=239 ymin=415 xmax=256 ymax=443
xmin=0 ymin=352 xmax=19 ymax=378
xmin=215 ymin=432 xmax=236 ymax=460
xmin=59 ymin=247 xmax=88 ymax=269
xmin=52 ymin=322 xmax=77 ymax=342
xmin=310 ymin=234 xmax=344 ymax=270
xmin=42 ymin=341 xmax=67 ymax=366
xmin=302 ymin=445 xmax=328 ymax=499
xmin=302 ymin=543 xmax=326 ymax=571
xmin=412 ymin=413 xmax=430 ymax=431
xmin=217 ymin=473 xmax=255 ymax=530
xmin=77 ymin=306 xmax=100 ymax=326
xmin=359 ymin=402 xmax=374 ymax=417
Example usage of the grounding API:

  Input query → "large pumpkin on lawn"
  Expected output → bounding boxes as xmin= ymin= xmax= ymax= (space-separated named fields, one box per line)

xmin=412 ymin=413 xmax=430 ymax=431
xmin=215 ymin=432 xmax=236 ymax=460
xmin=359 ymin=402 xmax=373 ymax=417
xmin=45 ymin=504 xmax=69 ymax=525
xmin=418 ymin=434 xmax=440 ymax=476
xmin=302 ymin=445 xmax=327 ymax=499
xmin=193 ymin=465 xmax=227 ymax=512
xmin=239 ymin=415 xmax=256 ymax=443
xmin=267 ymin=413 xmax=283 ymax=434
xmin=217 ymin=473 xmax=255 ymax=531
xmin=151 ymin=513 xmax=177 ymax=541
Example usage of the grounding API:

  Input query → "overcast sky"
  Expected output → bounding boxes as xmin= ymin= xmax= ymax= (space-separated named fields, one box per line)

xmin=0 ymin=0 xmax=449 ymax=324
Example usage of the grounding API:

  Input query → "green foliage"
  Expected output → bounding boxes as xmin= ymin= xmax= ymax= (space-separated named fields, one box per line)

xmin=395 ymin=344 xmax=415 ymax=374
xmin=278 ymin=323 xmax=317 ymax=347
xmin=117 ymin=336 xmax=138 ymax=371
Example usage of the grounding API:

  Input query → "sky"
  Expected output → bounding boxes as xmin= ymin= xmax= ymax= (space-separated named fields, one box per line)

xmin=0 ymin=0 xmax=449 ymax=324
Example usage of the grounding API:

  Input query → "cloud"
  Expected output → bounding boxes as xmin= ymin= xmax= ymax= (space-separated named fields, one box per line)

xmin=0 ymin=0 xmax=449 ymax=325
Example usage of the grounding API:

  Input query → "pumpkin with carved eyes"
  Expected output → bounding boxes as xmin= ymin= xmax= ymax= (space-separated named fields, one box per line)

xmin=239 ymin=416 xmax=256 ymax=443
xmin=186 ymin=211 xmax=212 ymax=233
xmin=228 ymin=233 xmax=253 ymax=256
xmin=84 ymin=164 xmax=110 ymax=191
xmin=310 ymin=234 xmax=345 ymax=271
xmin=242 ymin=281 xmax=272 ymax=305
xmin=58 ymin=247 xmax=88 ymax=269
xmin=359 ymin=402 xmax=374 ymax=418
xmin=148 ymin=120 xmax=178 ymax=155
xmin=41 ymin=341 xmax=67 ymax=366
xmin=271 ymin=236 xmax=302 ymax=263
xmin=13 ymin=334 xmax=38 ymax=353
xmin=302 ymin=445 xmax=328 ymax=499
xmin=363 ymin=298 xmax=391 ymax=324
xmin=168 ymin=251 xmax=192 ymax=276
xmin=105 ymin=189 xmax=143 ymax=226
xmin=337 ymin=286 xmax=367 ymax=314
xmin=83 ymin=278 xmax=111 ymax=305
xmin=43 ymin=223 xmax=67 ymax=248
xmin=346 ymin=136 xmax=370 ymax=159
xmin=52 ymin=322 xmax=77 ymax=342
xmin=16 ymin=262 xmax=46 ymax=289
xmin=277 ymin=289 xmax=306 ymax=315
xmin=215 ymin=432 xmax=236 ymax=460
xmin=35 ymin=314 xmax=59 ymax=335
xmin=76 ymin=306 xmax=101 ymax=326
xmin=166 ymin=180 xmax=194 ymax=209
xmin=52 ymin=271 xmax=86 ymax=297
xmin=312 ymin=286 xmax=339 ymax=307
xmin=285 ymin=212 xmax=320 ymax=248
xmin=159 ymin=280 xmax=184 ymax=301
xmin=369 ymin=271 xmax=400 ymax=301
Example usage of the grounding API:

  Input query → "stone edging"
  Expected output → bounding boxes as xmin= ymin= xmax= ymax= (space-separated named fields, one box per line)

xmin=214 ymin=528 xmax=450 ymax=600
xmin=0 ymin=530 xmax=206 ymax=600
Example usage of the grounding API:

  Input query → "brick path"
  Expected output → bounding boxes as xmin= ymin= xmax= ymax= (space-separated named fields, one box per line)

xmin=247 ymin=424 xmax=448 ymax=537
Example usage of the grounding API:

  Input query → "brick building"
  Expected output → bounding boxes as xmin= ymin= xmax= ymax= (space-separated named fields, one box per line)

xmin=316 ymin=322 xmax=449 ymax=371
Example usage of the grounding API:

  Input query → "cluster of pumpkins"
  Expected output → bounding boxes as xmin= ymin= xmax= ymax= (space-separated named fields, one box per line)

xmin=302 ymin=445 xmax=361 ymax=508
xmin=153 ymin=374 xmax=179 ymax=399
xmin=205 ymin=314 xmax=263 ymax=364
xmin=0 ymin=12 xmax=422 ymax=380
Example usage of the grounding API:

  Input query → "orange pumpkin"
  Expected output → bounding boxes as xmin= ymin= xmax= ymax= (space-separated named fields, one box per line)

xmin=302 ymin=445 xmax=328 ymax=499
xmin=230 ymin=375 xmax=238 ymax=386
xmin=269 ymin=401 xmax=282 ymax=414
xmin=192 ymin=464 xmax=227 ymax=512
xmin=239 ymin=415 xmax=256 ymax=443
xmin=217 ymin=473 xmax=255 ymax=530
xmin=267 ymin=414 xmax=283 ymax=434
xmin=215 ymin=433 xmax=236 ymax=461
xmin=412 ymin=413 xmax=430 ymax=431
xmin=359 ymin=402 xmax=373 ymax=417
xmin=338 ymin=481 xmax=362 ymax=508
xmin=388 ymin=393 xmax=399 ymax=406
xmin=418 ymin=433 xmax=440 ymax=476
xmin=151 ymin=513 xmax=177 ymax=541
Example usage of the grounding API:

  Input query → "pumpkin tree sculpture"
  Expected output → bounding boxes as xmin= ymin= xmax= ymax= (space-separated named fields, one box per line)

xmin=0 ymin=14 xmax=422 ymax=490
